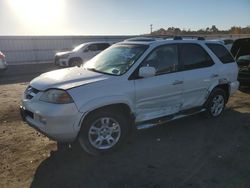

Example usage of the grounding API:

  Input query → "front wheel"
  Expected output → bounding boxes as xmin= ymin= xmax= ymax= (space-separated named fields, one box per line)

xmin=78 ymin=109 xmax=130 ymax=155
xmin=204 ymin=88 xmax=226 ymax=117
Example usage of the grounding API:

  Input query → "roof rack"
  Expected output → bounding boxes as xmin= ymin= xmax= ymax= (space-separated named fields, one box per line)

xmin=124 ymin=37 xmax=164 ymax=42
xmin=124 ymin=36 xmax=206 ymax=42
xmin=173 ymin=36 xmax=205 ymax=41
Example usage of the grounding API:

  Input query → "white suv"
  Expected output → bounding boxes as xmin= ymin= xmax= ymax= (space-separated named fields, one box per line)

xmin=20 ymin=37 xmax=239 ymax=155
xmin=55 ymin=42 xmax=110 ymax=67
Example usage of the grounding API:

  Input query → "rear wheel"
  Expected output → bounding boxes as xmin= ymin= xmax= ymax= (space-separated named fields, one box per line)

xmin=78 ymin=109 xmax=130 ymax=155
xmin=204 ymin=88 xmax=226 ymax=117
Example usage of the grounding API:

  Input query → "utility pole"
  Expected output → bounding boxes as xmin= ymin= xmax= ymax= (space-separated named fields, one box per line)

xmin=150 ymin=24 xmax=153 ymax=34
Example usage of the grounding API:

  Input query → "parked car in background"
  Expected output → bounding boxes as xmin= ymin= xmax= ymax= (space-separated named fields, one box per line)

xmin=21 ymin=37 xmax=239 ymax=155
xmin=212 ymin=38 xmax=234 ymax=51
xmin=54 ymin=42 xmax=110 ymax=67
xmin=231 ymin=38 xmax=250 ymax=86
xmin=0 ymin=51 xmax=7 ymax=72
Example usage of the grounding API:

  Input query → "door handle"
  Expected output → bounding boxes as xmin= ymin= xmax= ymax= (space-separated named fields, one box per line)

xmin=211 ymin=74 xmax=219 ymax=78
xmin=172 ymin=80 xmax=183 ymax=85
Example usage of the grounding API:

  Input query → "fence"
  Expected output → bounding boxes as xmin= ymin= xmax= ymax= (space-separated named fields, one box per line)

xmin=0 ymin=36 xmax=133 ymax=64
xmin=0 ymin=34 xmax=249 ymax=64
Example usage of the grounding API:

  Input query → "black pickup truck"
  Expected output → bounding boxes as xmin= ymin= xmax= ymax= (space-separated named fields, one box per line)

xmin=231 ymin=38 xmax=250 ymax=87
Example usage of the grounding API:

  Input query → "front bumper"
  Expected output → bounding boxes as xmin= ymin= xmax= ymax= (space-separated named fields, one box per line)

xmin=54 ymin=57 xmax=69 ymax=67
xmin=20 ymin=99 xmax=83 ymax=142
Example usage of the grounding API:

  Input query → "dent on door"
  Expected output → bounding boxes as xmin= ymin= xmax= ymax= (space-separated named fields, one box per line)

xmin=135 ymin=74 xmax=183 ymax=122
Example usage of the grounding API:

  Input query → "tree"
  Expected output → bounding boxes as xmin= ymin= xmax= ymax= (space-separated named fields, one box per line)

xmin=149 ymin=25 xmax=250 ymax=36
xmin=210 ymin=25 xmax=219 ymax=33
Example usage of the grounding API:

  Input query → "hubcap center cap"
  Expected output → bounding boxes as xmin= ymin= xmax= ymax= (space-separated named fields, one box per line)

xmin=100 ymin=127 xmax=111 ymax=137
xmin=88 ymin=117 xmax=121 ymax=149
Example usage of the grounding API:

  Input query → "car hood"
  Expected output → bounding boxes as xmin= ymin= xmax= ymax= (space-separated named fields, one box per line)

xmin=30 ymin=67 xmax=110 ymax=91
xmin=231 ymin=38 xmax=250 ymax=59
xmin=55 ymin=51 xmax=72 ymax=56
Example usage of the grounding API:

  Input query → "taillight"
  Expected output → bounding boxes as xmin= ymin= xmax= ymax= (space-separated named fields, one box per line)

xmin=0 ymin=51 xmax=5 ymax=59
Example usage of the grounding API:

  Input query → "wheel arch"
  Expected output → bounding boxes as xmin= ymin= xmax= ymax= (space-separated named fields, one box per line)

xmin=207 ymin=82 xmax=230 ymax=104
xmin=78 ymin=102 xmax=135 ymax=131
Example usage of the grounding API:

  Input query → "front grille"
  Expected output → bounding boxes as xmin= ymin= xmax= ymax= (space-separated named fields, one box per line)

xmin=25 ymin=86 xmax=39 ymax=100
xmin=55 ymin=56 xmax=60 ymax=64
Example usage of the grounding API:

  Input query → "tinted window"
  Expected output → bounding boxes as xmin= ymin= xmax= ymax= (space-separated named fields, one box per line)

xmin=180 ymin=43 xmax=214 ymax=70
xmin=206 ymin=43 xmax=234 ymax=64
xmin=88 ymin=44 xmax=98 ymax=51
xmin=97 ymin=43 xmax=110 ymax=51
xmin=141 ymin=44 xmax=179 ymax=75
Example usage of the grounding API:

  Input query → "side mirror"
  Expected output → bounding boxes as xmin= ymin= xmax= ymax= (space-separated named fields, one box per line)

xmin=139 ymin=66 xmax=156 ymax=78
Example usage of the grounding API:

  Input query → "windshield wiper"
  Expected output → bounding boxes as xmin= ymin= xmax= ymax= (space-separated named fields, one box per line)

xmin=86 ymin=67 xmax=117 ymax=76
xmin=87 ymin=68 xmax=103 ymax=73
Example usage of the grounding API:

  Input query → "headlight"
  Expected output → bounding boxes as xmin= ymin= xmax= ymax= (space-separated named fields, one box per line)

xmin=40 ymin=89 xmax=74 ymax=104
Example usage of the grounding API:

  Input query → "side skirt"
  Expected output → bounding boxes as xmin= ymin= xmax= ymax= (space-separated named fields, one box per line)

xmin=136 ymin=107 xmax=206 ymax=130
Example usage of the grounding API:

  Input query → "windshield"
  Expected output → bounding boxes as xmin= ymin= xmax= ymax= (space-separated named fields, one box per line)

xmin=84 ymin=44 xmax=148 ymax=75
xmin=72 ymin=44 xmax=86 ymax=52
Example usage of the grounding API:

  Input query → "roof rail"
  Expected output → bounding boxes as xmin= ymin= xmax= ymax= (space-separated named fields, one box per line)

xmin=173 ymin=36 xmax=182 ymax=40
xmin=124 ymin=37 xmax=162 ymax=42
xmin=197 ymin=37 xmax=205 ymax=40
xmin=172 ymin=36 xmax=205 ymax=41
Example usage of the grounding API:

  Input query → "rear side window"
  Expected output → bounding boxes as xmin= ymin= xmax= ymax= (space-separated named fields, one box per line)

xmin=97 ymin=43 xmax=110 ymax=51
xmin=206 ymin=43 xmax=234 ymax=64
xmin=179 ymin=43 xmax=214 ymax=70
xmin=88 ymin=44 xmax=98 ymax=51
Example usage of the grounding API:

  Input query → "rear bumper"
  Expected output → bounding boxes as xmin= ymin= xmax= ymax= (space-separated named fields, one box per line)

xmin=229 ymin=81 xmax=239 ymax=96
xmin=0 ymin=60 xmax=7 ymax=70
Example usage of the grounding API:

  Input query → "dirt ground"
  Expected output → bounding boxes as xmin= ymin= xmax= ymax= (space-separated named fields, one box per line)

xmin=0 ymin=82 xmax=250 ymax=188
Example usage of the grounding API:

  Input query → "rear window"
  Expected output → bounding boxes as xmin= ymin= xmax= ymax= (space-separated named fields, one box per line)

xmin=206 ymin=43 xmax=234 ymax=64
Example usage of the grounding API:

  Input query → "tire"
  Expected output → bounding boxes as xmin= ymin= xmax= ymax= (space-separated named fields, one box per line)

xmin=203 ymin=88 xmax=226 ymax=118
xmin=78 ymin=109 xmax=130 ymax=155
xmin=69 ymin=58 xmax=82 ymax=67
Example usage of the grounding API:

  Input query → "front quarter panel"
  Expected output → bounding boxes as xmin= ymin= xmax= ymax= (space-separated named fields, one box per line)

xmin=67 ymin=77 xmax=135 ymax=128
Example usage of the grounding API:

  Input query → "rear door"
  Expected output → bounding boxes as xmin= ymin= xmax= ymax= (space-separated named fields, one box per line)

xmin=179 ymin=43 xmax=217 ymax=110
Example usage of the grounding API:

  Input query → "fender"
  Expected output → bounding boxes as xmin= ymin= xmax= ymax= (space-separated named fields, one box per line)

xmin=206 ymin=78 xmax=230 ymax=99
xmin=73 ymin=95 xmax=135 ymax=131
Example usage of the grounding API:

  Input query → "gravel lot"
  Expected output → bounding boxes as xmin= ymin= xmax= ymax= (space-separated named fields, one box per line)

xmin=0 ymin=66 xmax=250 ymax=188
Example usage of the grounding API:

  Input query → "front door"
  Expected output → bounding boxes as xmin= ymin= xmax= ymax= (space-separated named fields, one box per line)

xmin=134 ymin=44 xmax=183 ymax=122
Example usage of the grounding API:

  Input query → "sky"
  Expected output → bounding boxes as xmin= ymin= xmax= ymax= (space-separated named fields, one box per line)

xmin=0 ymin=0 xmax=249 ymax=35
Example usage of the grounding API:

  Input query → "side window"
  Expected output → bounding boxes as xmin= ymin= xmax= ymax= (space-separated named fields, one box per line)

xmin=88 ymin=44 xmax=98 ymax=51
xmin=141 ymin=44 xmax=179 ymax=75
xmin=206 ymin=43 xmax=235 ymax=64
xmin=179 ymin=43 xmax=214 ymax=70
xmin=97 ymin=43 xmax=110 ymax=51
